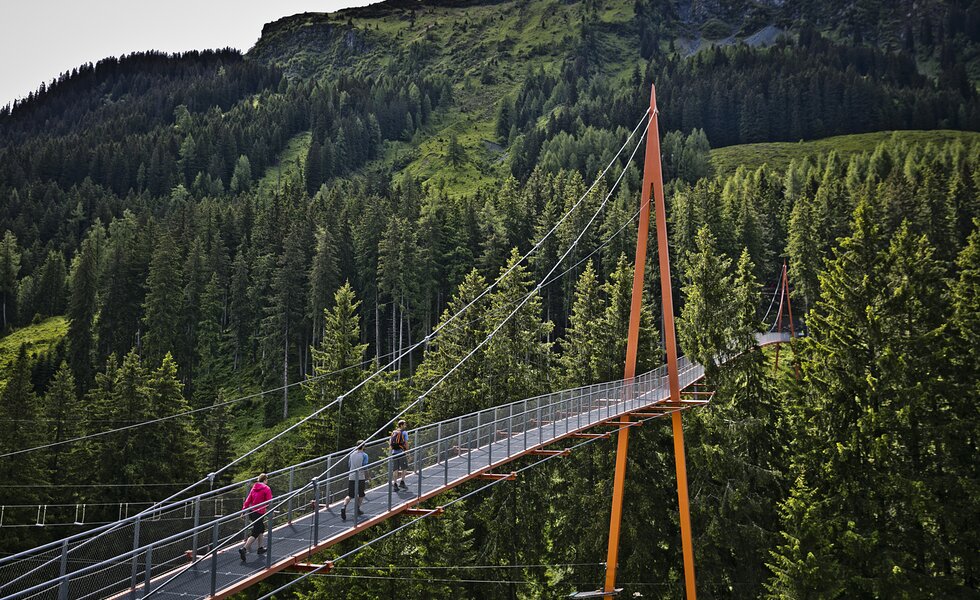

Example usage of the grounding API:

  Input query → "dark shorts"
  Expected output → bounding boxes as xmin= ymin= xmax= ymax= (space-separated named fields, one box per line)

xmin=249 ymin=511 xmax=265 ymax=537
xmin=347 ymin=479 xmax=366 ymax=498
xmin=391 ymin=452 xmax=408 ymax=471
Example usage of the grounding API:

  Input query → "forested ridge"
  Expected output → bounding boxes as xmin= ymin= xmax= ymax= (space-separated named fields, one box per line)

xmin=0 ymin=0 xmax=978 ymax=597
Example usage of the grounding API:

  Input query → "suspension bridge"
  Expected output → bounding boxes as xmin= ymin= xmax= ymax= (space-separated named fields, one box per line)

xmin=0 ymin=85 xmax=799 ymax=600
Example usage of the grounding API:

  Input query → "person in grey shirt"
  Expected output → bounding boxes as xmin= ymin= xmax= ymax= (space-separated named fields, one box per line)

xmin=341 ymin=440 xmax=369 ymax=521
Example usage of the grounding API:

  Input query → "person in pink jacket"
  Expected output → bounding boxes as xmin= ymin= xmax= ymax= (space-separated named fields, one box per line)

xmin=238 ymin=473 xmax=272 ymax=562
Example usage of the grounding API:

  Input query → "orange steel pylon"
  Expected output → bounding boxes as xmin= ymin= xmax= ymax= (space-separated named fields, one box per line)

xmin=604 ymin=84 xmax=697 ymax=598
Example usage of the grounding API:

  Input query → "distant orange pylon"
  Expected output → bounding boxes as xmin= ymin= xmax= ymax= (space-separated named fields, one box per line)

xmin=773 ymin=260 xmax=800 ymax=380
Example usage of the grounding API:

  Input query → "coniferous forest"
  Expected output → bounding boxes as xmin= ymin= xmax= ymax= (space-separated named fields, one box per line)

xmin=0 ymin=0 xmax=978 ymax=597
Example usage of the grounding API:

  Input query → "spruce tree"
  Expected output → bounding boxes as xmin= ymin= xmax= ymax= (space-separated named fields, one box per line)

xmin=146 ymin=353 xmax=201 ymax=491
xmin=786 ymin=195 xmax=821 ymax=312
xmin=67 ymin=228 xmax=101 ymax=388
xmin=0 ymin=230 xmax=21 ymax=330
xmin=43 ymin=363 xmax=80 ymax=488
xmin=143 ymin=231 xmax=183 ymax=366
xmin=308 ymin=225 xmax=340 ymax=349
xmin=483 ymin=249 xmax=553 ymax=409
xmin=303 ymin=282 xmax=370 ymax=456
xmin=557 ymin=261 xmax=605 ymax=387
xmin=0 ymin=347 xmax=45 ymax=500
xmin=193 ymin=273 xmax=226 ymax=412
xmin=415 ymin=268 xmax=491 ymax=421
xmin=678 ymin=226 xmax=734 ymax=379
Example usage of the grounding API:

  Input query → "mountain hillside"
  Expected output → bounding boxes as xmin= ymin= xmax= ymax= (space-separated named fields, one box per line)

xmin=0 ymin=1 xmax=977 ymax=597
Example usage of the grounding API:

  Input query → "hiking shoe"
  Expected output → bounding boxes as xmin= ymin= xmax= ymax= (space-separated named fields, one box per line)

xmin=356 ymin=509 xmax=365 ymax=516
xmin=238 ymin=548 xmax=246 ymax=562
xmin=340 ymin=507 xmax=347 ymax=521
xmin=257 ymin=547 xmax=267 ymax=555
xmin=399 ymin=481 xmax=408 ymax=490
xmin=391 ymin=484 xmax=399 ymax=492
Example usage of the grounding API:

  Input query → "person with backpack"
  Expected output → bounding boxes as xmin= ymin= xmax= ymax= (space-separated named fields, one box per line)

xmin=239 ymin=473 xmax=272 ymax=563
xmin=341 ymin=440 xmax=369 ymax=521
xmin=389 ymin=419 xmax=410 ymax=492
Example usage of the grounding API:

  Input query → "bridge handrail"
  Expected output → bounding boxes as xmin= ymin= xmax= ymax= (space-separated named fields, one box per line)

xmin=2 ymin=368 xmax=670 ymax=600
xmin=0 ymin=363 xmax=677 ymax=570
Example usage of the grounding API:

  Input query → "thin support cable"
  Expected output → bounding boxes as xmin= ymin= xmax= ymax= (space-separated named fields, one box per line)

xmin=759 ymin=270 xmax=783 ymax=327
xmin=353 ymin=119 xmax=650 ymax=455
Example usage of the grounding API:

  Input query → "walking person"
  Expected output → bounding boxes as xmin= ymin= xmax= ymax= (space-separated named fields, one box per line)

xmin=239 ymin=473 xmax=272 ymax=562
xmin=341 ymin=440 xmax=369 ymax=521
xmin=389 ymin=419 xmax=410 ymax=492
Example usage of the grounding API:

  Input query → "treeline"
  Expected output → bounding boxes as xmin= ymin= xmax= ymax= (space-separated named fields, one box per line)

xmin=499 ymin=18 xmax=980 ymax=181
xmin=0 ymin=57 xmax=449 ymax=199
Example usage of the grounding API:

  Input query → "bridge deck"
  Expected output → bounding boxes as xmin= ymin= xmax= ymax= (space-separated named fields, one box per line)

xmin=148 ymin=365 xmax=703 ymax=599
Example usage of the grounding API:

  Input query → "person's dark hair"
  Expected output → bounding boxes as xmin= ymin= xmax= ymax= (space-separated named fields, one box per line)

xmin=398 ymin=419 xmax=406 ymax=427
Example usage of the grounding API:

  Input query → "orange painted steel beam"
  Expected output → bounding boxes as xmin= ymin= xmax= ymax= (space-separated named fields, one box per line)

xmin=647 ymin=85 xmax=697 ymax=600
xmin=530 ymin=449 xmax=571 ymax=457
xmin=604 ymin=84 xmax=656 ymax=595
xmin=570 ymin=432 xmax=611 ymax=439
xmin=476 ymin=472 xmax=518 ymax=481
xmin=603 ymin=84 xmax=698 ymax=598
xmin=403 ymin=507 xmax=445 ymax=517
xmin=287 ymin=561 xmax=333 ymax=573
xmin=596 ymin=420 xmax=642 ymax=428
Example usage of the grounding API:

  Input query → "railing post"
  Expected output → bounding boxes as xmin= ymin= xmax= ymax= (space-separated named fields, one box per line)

xmin=209 ymin=520 xmax=219 ymax=598
xmin=129 ymin=516 xmax=141 ymax=599
xmin=553 ymin=392 xmax=559 ymax=441
xmin=467 ymin=428 xmax=473 ymax=474
xmin=476 ymin=411 xmax=482 ymax=449
xmin=387 ymin=458 xmax=394 ymax=512
xmin=536 ymin=401 xmax=542 ymax=442
xmin=507 ymin=404 xmax=513 ymax=457
xmin=57 ymin=539 xmax=69 ymax=600
xmin=437 ymin=422 xmax=443 ymax=465
xmin=142 ymin=544 xmax=154 ymax=598
xmin=523 ymin=399 xmax=529 ymax=451
xmin=489 ymin=413 xmax=494 ymax=467
xmin=312 ymin=478 xmax=320 ymax=545
xmin=287 ymin=466 xmax=295 ymax=523
xmin=265 ymin=506 xmax=273 ymax=569
xmin=325 ymin=457 xmax=333 ymax=507
xmin=457 ymin=416 xmax=463 ymax=456
xmin=191 ymin=496 xmax=201 ymax=565
xmin=417 ymin=444 xmax=423 ymax=499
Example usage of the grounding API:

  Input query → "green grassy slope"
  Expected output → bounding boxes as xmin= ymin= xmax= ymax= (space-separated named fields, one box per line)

xmin=257 ymin=130 xmax=312 ymax=194
xmin=249 ymin=0 xmax=639 ymax=195
xmin=710 ymin=129 xmax=980 ymax=175
xmin=0 ymin=316 xmax=68 ymax=391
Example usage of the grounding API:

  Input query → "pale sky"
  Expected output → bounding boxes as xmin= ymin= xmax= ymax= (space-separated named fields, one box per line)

xmin=0 ymin=0 xmax=376 ymax=108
